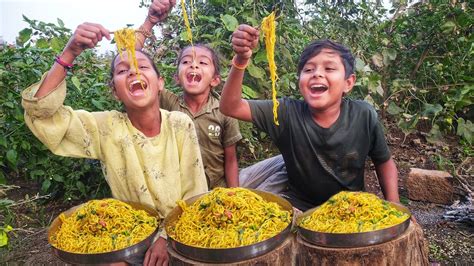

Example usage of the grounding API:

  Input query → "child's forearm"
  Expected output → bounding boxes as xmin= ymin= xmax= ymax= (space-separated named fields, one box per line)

xmin=224 ymin=144 xmax=239 ymax=187
xmin=220 ymin=62 xmax=252 ymax=122
xmin=375 ymin=158 xmax=400 ymax=203
xmin=135 ymin=19 xmax=155 ymax=50
xmin=34 ymin=50 xmax=76 ymax=98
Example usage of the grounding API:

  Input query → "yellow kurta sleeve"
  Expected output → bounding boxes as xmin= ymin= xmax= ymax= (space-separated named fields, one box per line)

xmin=21 ymin=73 xmax=103 ymax=159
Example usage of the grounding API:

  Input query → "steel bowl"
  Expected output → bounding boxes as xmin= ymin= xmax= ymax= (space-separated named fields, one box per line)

xmin=164 ymin=189 xmax=293 ymax=263
xmin=47 ymin=199 xmax=160 ymax=264
xmin=296 ymin=202 xmax=411 ymax=247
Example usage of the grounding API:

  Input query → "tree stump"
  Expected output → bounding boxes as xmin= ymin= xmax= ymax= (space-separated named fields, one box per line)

xmin=295 ymin=221 xmax=429 ymax=266
xmin=168 ymin=234 xmax=295 ymax=266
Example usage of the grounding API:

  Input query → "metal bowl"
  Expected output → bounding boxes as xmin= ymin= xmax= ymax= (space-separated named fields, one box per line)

xmin=48 ymin=199 xmax=160 ymax=264
xmin=164 ymin=189 xmax=293 ymax=263
xmin=296 ymin=202 xmax=411 ymax=247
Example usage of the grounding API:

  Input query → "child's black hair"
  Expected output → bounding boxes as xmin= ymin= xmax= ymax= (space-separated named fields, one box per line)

xmin=109 ymin=50 xmax=161 ymax=81
xmin=297 ymin=39 xmax=355 ymax=79
xmin=176 ymin=44 xmax=221 ymax=77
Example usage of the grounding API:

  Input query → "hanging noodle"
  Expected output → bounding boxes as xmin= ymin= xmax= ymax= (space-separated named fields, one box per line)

xmin=115 ymin=28 xmax=140 ymax=77
xmin=299 ymin=191 xmax=409 ymax=233
xmin=168 ymin=187 xmax=291 ymax=248
xmin=114 ymin=28 xmax=147 ymax=91
xmin=261 ymin=11 xmax=279 ymax=126
xmin=180 ymin=0 xmax=194 ymax=46
xmin=50 ymin=199 xmax=158 ymax=253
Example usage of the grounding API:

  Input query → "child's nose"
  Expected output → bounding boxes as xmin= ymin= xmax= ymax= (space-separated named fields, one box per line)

xmin=313 ymin=69 xmax=324 ymax=78
xmin=128 ymin=67 xmax=138 ymax=75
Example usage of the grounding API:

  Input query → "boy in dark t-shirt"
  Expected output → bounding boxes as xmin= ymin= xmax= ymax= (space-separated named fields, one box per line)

xmin=220 ymin=24 xmax=400 ymax=211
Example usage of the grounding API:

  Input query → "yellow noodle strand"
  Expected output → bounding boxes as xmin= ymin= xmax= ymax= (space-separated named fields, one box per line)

xmin=50 ymin=199 xmax=158 ymax=253
xmin=115 ymin=28 xmax=140 ymax=78
xmin=115 ymin=28 xmax=148 ymax=92
xmin=299 ymin=191 xmax=409 ymax=233
xmin=261 ymin=12 xmax=279 ymax=126
xmin=168 ymin=187 xmax=291 ymax=248
xmin=180 ymin=0 xmax=194 ymax=46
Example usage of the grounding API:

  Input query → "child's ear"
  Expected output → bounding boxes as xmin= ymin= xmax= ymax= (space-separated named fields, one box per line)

xmin=157 ymin=77 xmax=165 ymax=94
xmin=173 ymin=73 xmax=180 ymax=85
xmin=210 ymin=75 xmax=221 ymax=88
xmin=344 ymin=74 xmax=356 ymax=94
xmin=110 ymin=84 xmax=120 ymax=100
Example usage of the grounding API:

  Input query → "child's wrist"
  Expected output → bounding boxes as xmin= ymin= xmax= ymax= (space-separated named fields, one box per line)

xmin=232 ymin=56 xmax=249 ymax=70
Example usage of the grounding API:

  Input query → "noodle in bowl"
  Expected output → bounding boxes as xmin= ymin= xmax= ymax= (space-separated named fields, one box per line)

xmin=296 ymin=191 xmax=411 ymax=247
xmin=164 ymin=188 xmax=293 ymax=263
xmin=48 ymin=198 xmax=160 ymax=264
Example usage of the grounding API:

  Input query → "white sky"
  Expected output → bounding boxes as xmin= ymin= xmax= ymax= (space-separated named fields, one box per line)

xmin=0 ymin=0 xmax=150 ymax=52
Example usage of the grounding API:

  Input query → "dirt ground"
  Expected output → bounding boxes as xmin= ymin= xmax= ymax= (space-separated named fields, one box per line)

xmin=1 ymin=122 xmax=473 ymax=265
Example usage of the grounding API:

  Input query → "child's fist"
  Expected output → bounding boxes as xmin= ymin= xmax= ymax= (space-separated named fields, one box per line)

xmin=65 ymin=23 xmax=110 ymax=58
xmin=147 ymin=0 xmax=176 ymax=25
xmin=231 ymin=24 xmax=259 ymax=60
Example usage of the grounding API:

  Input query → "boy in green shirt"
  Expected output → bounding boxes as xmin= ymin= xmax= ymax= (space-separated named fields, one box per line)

xmin=221 ymin=24 xmax=400 ymax=211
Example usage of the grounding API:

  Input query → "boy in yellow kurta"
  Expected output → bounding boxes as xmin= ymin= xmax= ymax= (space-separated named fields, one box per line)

xmin=21 ymin=22 xmax=207 ymax=265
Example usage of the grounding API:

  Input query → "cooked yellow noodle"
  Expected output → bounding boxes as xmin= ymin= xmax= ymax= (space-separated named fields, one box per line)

xmin=50 ymin=199 xmax=158 ymax=253
xmin=261 ymin=12 xmax=279 ymax=126
xmin=299 ymin=191 xmax=409 ymax=233
xmin=168 ymin=187 xmax=291 ymax=248
xmin=180 ymin=0 xmax=194 ymax=46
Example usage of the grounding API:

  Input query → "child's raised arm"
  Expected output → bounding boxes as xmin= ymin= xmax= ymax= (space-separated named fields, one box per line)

xmin=220 ymin=24 xmax=259 ymax=122
xmin=35 ymin=23 xmax=110 ymax=98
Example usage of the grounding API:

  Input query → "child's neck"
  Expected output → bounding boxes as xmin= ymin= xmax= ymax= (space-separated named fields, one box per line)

xmin=127 ymin=106 xmax=162 ymax=137
xmin=183 ymin=91 xmax=210 ymax=115
xmin=311 ymin=105 xmax=341 ymax=129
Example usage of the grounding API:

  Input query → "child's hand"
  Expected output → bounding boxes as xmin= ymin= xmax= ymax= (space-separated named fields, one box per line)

xmin=147 ymin=0 xmax=176 ymax=25
xmin=232 ymin=24 xmax=259 ymax=61
xmin=63 ymin=23 xmax=110 ymax=59
xmin=143 ymin=237 xmax=169 ymax=266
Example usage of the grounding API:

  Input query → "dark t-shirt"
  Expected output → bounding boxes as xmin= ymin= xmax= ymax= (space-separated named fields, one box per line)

xmin=248 ymin=98 xmax=391 ymax=209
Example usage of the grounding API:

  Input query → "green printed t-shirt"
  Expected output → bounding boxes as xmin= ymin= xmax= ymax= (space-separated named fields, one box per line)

xmin=160 ymin=89 xmax=242 ymax=188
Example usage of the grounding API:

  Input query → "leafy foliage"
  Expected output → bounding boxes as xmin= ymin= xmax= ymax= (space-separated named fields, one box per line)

xmin=0 ymin=1 xmax=472 ymax=203
xmin=0 ymin=17 xmax=113 ymax=200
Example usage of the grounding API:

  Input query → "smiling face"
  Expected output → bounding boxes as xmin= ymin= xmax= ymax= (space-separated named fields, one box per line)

xmin=111 ymin=51 xmax=163 ymax=110
xmin=176 ymin=46 xmax=220 ymax=96
xmin=298 ymin=48 xmax=355 ymax=113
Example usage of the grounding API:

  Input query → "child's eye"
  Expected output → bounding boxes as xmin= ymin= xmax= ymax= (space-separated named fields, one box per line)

xmin=117 ymin=69 xmax=127 ymax=74
xmin=139 ymin=65 xmax=149 ymax=69
xmin=303 ymin=68 xmax=312 ymax=73
xmin=200 ymin=61 xmax=208 ymax=65
xmin=326 ymin=68 xmax=335 ymax=71
xmin=181 ymin=60 xmax=190 ymax=65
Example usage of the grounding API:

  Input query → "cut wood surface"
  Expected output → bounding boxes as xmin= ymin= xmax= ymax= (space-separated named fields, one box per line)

xmin=295 ymin=221 xmax=429 ymax=266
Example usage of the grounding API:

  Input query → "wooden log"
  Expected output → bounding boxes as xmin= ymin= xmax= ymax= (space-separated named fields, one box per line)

xmin=168 ymin=234 xmax=295 ymax=266
xmin=295 ymin=221 xmax=429 ymax=266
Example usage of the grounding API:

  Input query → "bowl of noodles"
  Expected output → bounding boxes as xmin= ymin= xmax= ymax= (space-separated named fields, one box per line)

xmin=296 ymin=191 xmax=411 ymax=247
xmin=48 ymin=198 xmax=160 ymax=264
xmin=164 ymin=187 xmax=293 ymax=263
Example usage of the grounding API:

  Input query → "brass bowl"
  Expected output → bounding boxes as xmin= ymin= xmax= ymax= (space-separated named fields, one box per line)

xmin=48 ymin=199 xmax=160 ymax=264
xmin=164 ymin=189 xmax=293 ymax=263
xmin=296 ymin=202 xmax=411 ymax=247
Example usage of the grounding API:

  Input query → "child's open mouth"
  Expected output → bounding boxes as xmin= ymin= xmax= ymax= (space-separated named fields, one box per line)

xmin=186 ymin=72 xmax=202 ymax=83
xmin=129 ymin=80 xmax=147 ymax=96
xmin=310 ymin=84 xmax=328 ymax=95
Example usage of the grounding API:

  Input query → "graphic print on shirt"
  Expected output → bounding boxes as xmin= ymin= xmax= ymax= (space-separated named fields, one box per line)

xmin=208 ymin=124 xmax=221 ymax=138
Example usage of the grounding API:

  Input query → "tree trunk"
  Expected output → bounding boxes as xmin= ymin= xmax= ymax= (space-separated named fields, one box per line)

xmin=295 ymin=221 xmax=429 ymax=266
